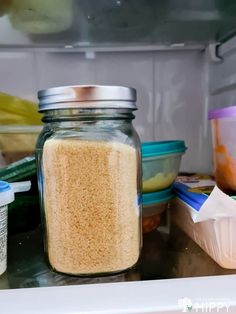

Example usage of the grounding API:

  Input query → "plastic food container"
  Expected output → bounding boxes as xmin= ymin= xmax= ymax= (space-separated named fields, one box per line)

xmin=0 ymin=181 xmax=14 ymax=275
xmin=172 ymin=197 xmax=236 ymax=269
xmin=0 ymin=180 xmax=31 ymax=275
xmin=142 ymin=187 xmax=174 ymax=234
xmin=208 ymin=106 xmax=236 ymax=193
xmin=141 ymin=141 xmax=187 ymax=193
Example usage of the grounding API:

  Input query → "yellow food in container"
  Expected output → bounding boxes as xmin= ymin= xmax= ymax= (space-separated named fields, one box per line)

xmin=143 ymin=171 xmax=177 ymax=193
xmin=142 ymin=141 xmax=187 ymax=193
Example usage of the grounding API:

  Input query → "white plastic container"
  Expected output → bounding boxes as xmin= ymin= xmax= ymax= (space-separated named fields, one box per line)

xmin=0 ymin=180 xmax=31 ymax=275
xmin=171 ymin=197 xmax=236 ymax=269
xmin=0 ymin=181 xmax=14 ymax=275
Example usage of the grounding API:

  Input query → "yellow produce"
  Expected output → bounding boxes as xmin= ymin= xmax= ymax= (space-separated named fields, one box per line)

xmin=142 ymin=172 xmax=177 ymax=193
xmin=9 ymin=0 xmax=73 ymax=34
xmin=0 ymin=93 xmax=42 ymax=165
xmin=0 ymin=93 xmax=42 ymax=125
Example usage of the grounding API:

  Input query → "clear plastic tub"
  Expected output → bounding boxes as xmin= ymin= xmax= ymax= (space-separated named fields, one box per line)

xmin=209 ymin=106 xmax=236 ymax=193
xmin=141 ymin=141 xmax=187 ymax=193
xmin=142 ymin=187 xmax=174 ymax=234
xmin=172 ymin=197 xmax=236 ymax=269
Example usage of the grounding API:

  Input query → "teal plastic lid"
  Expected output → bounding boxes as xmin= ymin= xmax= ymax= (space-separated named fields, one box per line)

xmin=141 ymin=141 xmax=187 ymax=158
xmin=143 ymin=187 xmax=175 ymax=205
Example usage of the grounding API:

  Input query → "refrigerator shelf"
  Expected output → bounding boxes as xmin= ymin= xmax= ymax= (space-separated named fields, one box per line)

xmin=2 ymin=223 xmax=236 ymax=290
xmin=1 ymin=224 xmax=236 ymax=313
xmin=1 ymin=0 xmax=236 ymax=49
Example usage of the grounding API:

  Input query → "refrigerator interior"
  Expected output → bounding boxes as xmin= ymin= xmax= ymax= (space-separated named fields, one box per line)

xmin=1 ymin=1 xmax=236 ymax=313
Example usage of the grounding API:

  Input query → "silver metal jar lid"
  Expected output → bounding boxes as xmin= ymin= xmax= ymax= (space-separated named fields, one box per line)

xmin=38 ymin=85 xmax=137 ymax=112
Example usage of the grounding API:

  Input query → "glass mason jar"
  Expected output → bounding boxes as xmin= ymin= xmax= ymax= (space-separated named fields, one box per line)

xmin=36 ymin=85 xmax=142 ymax=276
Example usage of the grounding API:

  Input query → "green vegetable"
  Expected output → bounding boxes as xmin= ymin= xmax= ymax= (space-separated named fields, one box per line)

xmin=0 ymin=155 xmax=36 ymax=182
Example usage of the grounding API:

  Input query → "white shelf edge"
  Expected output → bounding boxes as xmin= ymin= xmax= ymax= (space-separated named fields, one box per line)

xmin=0 ymin=275 xmax=236 ymax=313
xmin=0 ymin=44 xmax=206 ymax=54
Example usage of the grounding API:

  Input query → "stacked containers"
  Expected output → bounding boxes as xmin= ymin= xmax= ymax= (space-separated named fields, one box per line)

xmin=142 ymin=187 xmax=174 ymax=234
xmin=141 ymin=141 xmax=187 ymax=233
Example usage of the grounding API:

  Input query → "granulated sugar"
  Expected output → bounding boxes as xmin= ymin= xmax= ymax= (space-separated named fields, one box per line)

xmin=43 ymin=138 xmax=140 ymax=275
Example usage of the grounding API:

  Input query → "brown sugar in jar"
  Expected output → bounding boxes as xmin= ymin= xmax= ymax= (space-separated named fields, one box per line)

xmin=36 ymin=85 xmax=142 ymax=276
xmin=43 ymin=139 xmax=140 ymax=275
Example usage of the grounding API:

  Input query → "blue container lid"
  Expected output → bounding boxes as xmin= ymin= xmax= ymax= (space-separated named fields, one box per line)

xmin=0 ymin=181 xmax=11 ymax=193
xmin=143 ymin=187 xmax=175 ymax=205
xmin=141 ymin=141 xmax=187 ymax=158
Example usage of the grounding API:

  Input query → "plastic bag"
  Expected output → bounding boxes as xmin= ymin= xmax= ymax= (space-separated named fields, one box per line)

xmin=0 ymin=93 xmax=42 ymax=125
xmin=0 ymin=93 xmax=42 ymax=166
